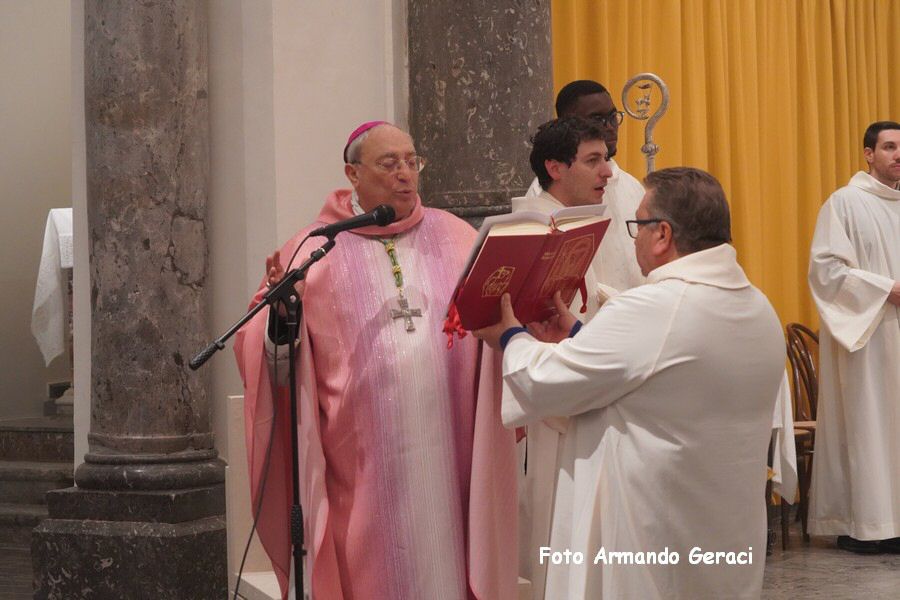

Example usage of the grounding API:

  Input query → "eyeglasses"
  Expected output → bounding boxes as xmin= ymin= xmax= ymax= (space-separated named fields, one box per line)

xmin=591 ymin=110 xmax=625 ymax=128
xmin=625 ymin=218 xmax=664 ymax=238
xmin=355 ymin=156 xmax=427 ymax=174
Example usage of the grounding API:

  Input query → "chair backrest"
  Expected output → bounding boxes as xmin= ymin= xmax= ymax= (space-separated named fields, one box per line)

xmin=786 ymin=323 xmax=819 ymax=422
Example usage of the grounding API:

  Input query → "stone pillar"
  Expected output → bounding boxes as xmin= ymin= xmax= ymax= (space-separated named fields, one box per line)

xmin=33 ymin=2 xmax=226 ymax=598
xmin=408 ymin=0 xmax=553 ymax=223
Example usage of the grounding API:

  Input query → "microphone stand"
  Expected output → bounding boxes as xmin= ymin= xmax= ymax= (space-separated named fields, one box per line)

xmin=190 ymin=237 xmax=336 ymax=600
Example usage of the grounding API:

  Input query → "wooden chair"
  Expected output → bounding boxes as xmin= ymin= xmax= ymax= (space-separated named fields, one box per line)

xmin=785 ymin=323 xmax=819 ymax=542
xmin=787 ymin=323 xmax=819 ymax=428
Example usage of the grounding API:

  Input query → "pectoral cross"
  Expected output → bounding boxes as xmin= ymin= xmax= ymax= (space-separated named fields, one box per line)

xmin=391 ymin=295 xmax=422 ymax=332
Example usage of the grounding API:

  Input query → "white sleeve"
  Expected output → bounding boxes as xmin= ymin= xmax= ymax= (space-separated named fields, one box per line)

xmin=500 ymin=287 xmax=678 ymax=427
xmin=808 ymin=201 xmax=894 ymax=352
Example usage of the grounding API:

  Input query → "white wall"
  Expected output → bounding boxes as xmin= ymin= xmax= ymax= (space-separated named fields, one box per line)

xmin=0 ymin=1 xmax=72 ymax=421
xmin=208 ymin=0 xmax=269 ymax=578
xmin=71 ymin=0 xmax=89 ymax=468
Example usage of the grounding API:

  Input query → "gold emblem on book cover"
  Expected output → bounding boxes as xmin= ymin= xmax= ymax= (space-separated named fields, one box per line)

xmin=538 ymin=234 xmax=595 ymax=297
xmin=482 ymin=266 xmax=516 ymax=297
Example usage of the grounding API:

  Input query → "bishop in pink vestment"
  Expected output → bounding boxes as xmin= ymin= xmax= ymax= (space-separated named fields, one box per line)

xmin=234 ymin=123 xmax=517 ymax=600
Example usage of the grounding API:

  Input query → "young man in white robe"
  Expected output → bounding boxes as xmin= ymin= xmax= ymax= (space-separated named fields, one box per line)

xmin=808 ymin=120 xmax=900 ymax=554
xmin=477 ymin=167 xmax=785 ymax=599
xmin=514 ymin=116 xmax=639 ymax=598
xmin=518 ymin=79 xmax=645 ymax=600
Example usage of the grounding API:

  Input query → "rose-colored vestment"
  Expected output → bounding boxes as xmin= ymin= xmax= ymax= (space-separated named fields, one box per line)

xmin=235 ymin=190 xmax=517 ymax=599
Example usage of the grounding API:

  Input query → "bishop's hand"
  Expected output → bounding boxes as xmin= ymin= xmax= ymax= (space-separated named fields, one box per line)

xmin=264 ymin=249 xmax=305 ymax=318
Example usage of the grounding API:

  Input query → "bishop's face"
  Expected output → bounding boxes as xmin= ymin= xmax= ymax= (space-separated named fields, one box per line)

xmin=865 ymin=129 xmax=900 ymax=188
xmin=346 ymin=125 xmax=419 ymax=219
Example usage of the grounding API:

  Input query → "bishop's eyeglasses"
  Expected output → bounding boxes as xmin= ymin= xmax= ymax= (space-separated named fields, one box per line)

xmin=357 ymin=156 xmax=427 ymax=174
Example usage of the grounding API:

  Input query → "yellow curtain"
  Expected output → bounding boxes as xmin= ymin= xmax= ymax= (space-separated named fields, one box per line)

xmin=551 ymin=0 xmax=900 ymax=327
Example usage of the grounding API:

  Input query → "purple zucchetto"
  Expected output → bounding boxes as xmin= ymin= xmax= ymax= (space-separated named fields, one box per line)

xmin=343 ymin=120 xmax=390 ymax=163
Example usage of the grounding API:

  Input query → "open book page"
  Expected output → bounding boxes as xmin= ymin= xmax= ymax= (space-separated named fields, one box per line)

xmin=549 ymin=204 xmax=608 ymax=226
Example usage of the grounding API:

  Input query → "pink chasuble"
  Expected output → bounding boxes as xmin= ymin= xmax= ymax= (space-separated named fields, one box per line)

xmin=234 ymin=190 xmax=517 ymax=600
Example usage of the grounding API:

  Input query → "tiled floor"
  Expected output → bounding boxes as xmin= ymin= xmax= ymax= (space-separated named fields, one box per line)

xmin=763 ymin=518 xmax=900 ymax=599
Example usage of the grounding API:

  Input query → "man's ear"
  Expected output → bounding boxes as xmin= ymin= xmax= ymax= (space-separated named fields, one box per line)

xmin=345 ymin=162 xmax=359 ymax=187
xmin=863 ymin=147 xmax=875 ymax=167
xmin=655 ymin=221 xmax=676 ymax=256
xmin=545 ymin=159 xmax=565 ymax=183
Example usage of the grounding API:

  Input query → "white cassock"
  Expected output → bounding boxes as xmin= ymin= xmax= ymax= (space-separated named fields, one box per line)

xmin=808 ymin=171 xmax=900 ymax=540
xmin=517 ymin=164 xmax=644 ymax=598
xmin=503 ymin=244 xmax=785 ymax=599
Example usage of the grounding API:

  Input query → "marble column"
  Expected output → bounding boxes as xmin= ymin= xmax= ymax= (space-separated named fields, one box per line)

xmin=408 ymin=0 xmax=554 ymax=223
xmin=33 ymin=2 xmax=226 ymax=598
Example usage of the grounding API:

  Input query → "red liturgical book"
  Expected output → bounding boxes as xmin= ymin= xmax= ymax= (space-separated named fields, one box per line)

xmin=446 ymin=204 xmax=611 ymax=332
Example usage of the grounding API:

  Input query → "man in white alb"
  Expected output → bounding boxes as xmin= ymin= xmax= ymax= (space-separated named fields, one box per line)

xmin=478 ymin=167 xmax=785 ymax=599
xmin=513 ymin=116 xmax=615 ymax=598
xmin=516 ymin=82 xmax=644 ymax=599
xmin=808 ymin=120 xmax=900 ymax=554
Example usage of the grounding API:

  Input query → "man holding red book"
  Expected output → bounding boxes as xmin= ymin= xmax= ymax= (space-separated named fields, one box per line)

xmin=477 ymin=167 xmax=783 ymax=599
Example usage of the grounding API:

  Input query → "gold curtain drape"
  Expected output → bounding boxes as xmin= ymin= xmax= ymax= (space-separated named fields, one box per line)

xmin=551 ymin=0 xmax=900 ymax=327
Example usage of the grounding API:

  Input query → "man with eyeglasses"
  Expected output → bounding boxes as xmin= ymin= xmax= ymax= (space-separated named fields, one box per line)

xmin=235 ymin=121 xmax=517 ymax=599
xmin=807 ymin=120 xmax=900 ymax=555
xmin=476 ymin=167 xmax=784 ymax=599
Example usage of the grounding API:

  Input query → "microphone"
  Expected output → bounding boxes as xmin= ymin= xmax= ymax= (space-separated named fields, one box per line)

xmin=309 ymin=204 xmax=396 ymax=238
